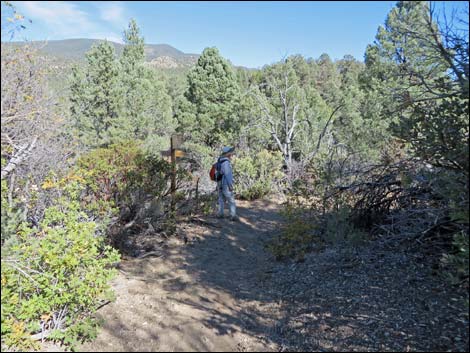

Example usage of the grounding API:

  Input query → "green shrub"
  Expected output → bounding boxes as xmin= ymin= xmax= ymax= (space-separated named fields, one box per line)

xmin=233 ymin=149 xmax=283 ymax=200
xmin=267 ymin=202 xmax=319 ymax=262
xmin=1 ymin=180 xmax=120 ymax=351
xmin=196 ymin=193 xmax=217 ymax=216
xmin=323 ymin=206 xmax=368 ymax=246
xmin=75 ymin=141 xmax=189 ymax=216
xmin=75 ymin=141 xmax=145 ymax=214
xmin=433 ymin=170 xmax=469 ymax=291
xmin=268 ymin=199 xmax=368 ymax=261
xmin=1 ymin=178 xmax=23 ymax=252
xmin=441 ymin=231 xmax=469 ymax=286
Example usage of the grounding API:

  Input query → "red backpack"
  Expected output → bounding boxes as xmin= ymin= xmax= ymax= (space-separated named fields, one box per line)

xmin=209 ymin=163 xmax=217 ymax=181
xmin=209 ymin=160 xmax=227 ymax=182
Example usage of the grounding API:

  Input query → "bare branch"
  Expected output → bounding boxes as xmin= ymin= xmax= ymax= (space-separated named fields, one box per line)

xmin=1 ymin=135 xmax=38 ymax=179
xmin=303 ymin=104 xmax=344 ymax=166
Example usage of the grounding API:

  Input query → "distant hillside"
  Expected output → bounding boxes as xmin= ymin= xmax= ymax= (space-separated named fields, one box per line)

xmin=4 ymin=38 xmax=199 ymax=68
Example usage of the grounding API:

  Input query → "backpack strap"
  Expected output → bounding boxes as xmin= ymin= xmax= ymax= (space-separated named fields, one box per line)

xmin=216 ymin=158 xmax=229 ymax=181
xmin=217 ymin=158 xmax=229 ymax=171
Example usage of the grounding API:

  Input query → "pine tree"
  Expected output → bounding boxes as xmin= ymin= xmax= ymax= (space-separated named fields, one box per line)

xmin=119 ymin=19 xmax=175 ymax=151
xmin=181 ymin=47 xmax=241 ymax=147
xmin=364 ymin=0 xmax=468 ymax=170
xmin=70 ymin=41 xmax=122 ymax=148
xmin=121 ymin=19 xmax=145 ymax=70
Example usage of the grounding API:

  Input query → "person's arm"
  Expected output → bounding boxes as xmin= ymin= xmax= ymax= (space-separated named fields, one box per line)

xmin=222 ymin=161 xmax=234 ymax=191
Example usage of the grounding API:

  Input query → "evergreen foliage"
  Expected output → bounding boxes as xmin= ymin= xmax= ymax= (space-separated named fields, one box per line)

xmin=1 ymin=2 xmax=468 ymax=350
xmin=70 ymin=41 xmax=122 ymax=148
xmin=179 ymin=47 xmax=241 ymax=147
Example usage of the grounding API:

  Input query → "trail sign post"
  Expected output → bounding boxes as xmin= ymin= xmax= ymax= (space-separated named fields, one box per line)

xmin=169 ymin=134 xmax=184 ymax=224
xmin=171 ymin=134 xmax=183 ymax=150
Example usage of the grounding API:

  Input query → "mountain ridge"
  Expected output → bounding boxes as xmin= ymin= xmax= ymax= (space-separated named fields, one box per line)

xmin=3 ymin=38 xmax=200 ymax=68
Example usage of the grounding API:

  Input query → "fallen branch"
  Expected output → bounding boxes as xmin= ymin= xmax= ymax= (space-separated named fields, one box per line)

xmin=187 ymin=216 xmax=222 ymax=228
xmin=341 ymin=313 xmax=394 ymax=325
xmin=30 ymin=330 xmax=53 ymax=341
xmin=137 ymin=251 xmax=164 ymax=259
xmin=30 ymin=328 xmax=65 ymax=341
xmin=95 ymin=300 xmax=111 ymax=311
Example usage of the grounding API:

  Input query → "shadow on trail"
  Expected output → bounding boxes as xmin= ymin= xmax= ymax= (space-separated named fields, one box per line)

xmin=81 ymin=198 xmax=469 ymax=352
xmin=82 ymin=199 xmax=286 ymax=352
xmin=162 ymin=200 xmax=284 ymax=335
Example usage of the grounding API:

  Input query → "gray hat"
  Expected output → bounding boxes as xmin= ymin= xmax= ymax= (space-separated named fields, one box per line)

xmin=220 ymin=146 xmax=235 ymax=156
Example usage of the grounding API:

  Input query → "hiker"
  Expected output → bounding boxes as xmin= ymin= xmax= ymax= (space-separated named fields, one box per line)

xmin=215 ymin=146 xmax=238 ymax=221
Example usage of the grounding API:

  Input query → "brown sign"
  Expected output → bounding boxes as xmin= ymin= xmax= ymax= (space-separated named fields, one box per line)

xmin=175 ymin=150 xmax=185 ymax=158
xmin=160 ymin=149 xmax=185 ymax=158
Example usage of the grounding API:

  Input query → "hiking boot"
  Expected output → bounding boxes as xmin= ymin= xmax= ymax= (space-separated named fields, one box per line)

xmin=216 ymin=214 xmax=224 ymax=219
xmin=230 ymin=215 xmax=239 ymax=222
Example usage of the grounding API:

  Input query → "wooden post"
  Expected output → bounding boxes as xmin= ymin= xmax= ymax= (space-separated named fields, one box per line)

xmin=170 ymin=136 xmax=176 ymax=215
xmin=169 ymin=134 xmax=183 ymax=233
xmin=195 ymin=176 xmax=200 ymax=214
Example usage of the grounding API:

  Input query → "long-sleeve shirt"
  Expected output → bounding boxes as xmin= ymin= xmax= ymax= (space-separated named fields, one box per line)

xmin=217 ymin=157 xmax=233 ymax=192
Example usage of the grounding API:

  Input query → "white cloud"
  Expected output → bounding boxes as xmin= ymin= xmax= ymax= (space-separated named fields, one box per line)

xmin=95 ymin=1 xmax=128 ymax=28
xmin=15 ymin=1 xmax=94 ymax=36
xmin=12 ymin=1 xmax=127 ymax=42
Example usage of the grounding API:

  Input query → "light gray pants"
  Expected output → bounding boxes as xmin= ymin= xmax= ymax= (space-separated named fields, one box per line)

xmin=218 ymin=185 xmax=236 ymax=217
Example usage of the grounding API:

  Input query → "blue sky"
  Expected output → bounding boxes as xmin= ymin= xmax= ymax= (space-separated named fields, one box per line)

xmin=3 ymin=1 xmax=468 ymax=68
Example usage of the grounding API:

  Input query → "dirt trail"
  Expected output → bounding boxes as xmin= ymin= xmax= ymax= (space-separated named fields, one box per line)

xmin=79 ymin=199 xmax=284 ymax=352
xmin=77 ymin=198 xmax=469 ymax=352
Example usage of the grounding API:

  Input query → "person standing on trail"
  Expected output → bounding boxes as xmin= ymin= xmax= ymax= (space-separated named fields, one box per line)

xmin=216 ymin=146 xmax=238 ymax=222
